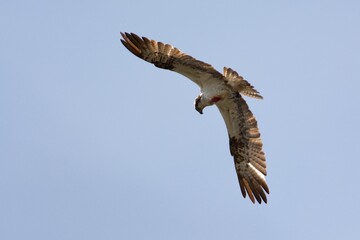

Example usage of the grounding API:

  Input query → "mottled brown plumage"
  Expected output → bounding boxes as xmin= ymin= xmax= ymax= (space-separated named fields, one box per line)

xmin=223 ymin=67 xmax=263 ymax=99
xmin=121 ymin=32 xmax=269 ymax=204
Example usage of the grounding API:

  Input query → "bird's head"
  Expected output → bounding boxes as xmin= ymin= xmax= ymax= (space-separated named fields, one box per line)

xmin=194 ymin=94 xmax=204 ymax=114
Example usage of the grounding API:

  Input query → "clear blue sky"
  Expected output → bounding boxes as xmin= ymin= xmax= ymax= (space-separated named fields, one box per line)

xmin=1 ymin=1 xmax=360 ymax=239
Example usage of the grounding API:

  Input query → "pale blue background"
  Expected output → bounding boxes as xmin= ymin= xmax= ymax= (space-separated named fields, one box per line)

xmin=1 ymin=1 xmax=360 ymax=239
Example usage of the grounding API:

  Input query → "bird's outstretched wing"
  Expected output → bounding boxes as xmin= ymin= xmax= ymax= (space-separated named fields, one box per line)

xmin=120 ymin=32 xmax=222 ymax=87
xmin=223 ymin=67 xmax=263 ymax=99
xmin=216 ymin=92 xmax=269 ymax=204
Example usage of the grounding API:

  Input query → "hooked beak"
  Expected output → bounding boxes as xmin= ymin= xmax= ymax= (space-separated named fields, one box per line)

xmin=195 ymin=106 xmax=203 ymax=114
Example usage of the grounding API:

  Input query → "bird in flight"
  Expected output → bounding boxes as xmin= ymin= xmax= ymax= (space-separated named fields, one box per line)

xmin=120 ymin=32 xmax=269 ymax=204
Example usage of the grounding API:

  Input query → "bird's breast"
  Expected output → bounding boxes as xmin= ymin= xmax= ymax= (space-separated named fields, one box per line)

xmin=201 ymin=81 xmax=230 ymax=100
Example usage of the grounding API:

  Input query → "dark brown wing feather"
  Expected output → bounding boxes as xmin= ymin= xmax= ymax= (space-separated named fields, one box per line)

xmin=217 ymin=92 xmax=269 ymax=204
xmin=120 ymin=32 xmax=222 ymax=87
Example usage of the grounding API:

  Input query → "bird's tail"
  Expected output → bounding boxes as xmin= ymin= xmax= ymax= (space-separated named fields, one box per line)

xmin=223 ymin=67 xmax=263 ymax=99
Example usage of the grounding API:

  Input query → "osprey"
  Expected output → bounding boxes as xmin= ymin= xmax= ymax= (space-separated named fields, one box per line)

xmin=121 ymin=32 xmax=269 ymax=204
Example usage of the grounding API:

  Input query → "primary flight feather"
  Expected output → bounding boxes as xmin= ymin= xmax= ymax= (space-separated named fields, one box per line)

xmin=121 ymin=32 xmax=269 ymax=204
